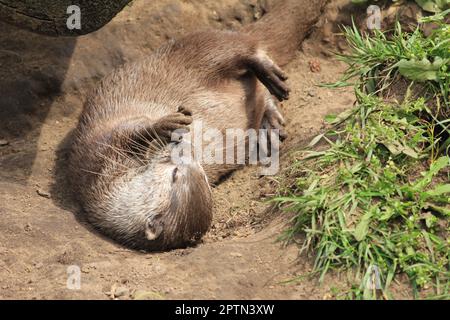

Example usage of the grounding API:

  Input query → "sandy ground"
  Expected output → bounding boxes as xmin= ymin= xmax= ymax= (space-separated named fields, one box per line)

xmin=0 ymin=0 xmax=414 ymax=299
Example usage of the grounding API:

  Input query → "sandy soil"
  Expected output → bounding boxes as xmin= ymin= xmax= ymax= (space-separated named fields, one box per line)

xmin=0 ymin=0 xmax=414 ymax=299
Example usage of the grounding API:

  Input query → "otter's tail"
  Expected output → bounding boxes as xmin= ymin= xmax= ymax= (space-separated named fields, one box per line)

xmin=243 ymin=0 xmax=328 ymax=66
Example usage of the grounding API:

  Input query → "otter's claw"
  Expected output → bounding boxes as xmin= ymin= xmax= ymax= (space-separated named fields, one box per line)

xmin=177 ymin=105 xmax=192 ymax=116
xmin=248 ymin=55 xmax=290 ymax=102
xmin=262 ymin=96 xmax=287 ymax=141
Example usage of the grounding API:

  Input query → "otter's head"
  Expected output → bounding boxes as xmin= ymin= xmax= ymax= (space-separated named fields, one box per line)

xmin=110 ymin=141 xmax=212 ymax=251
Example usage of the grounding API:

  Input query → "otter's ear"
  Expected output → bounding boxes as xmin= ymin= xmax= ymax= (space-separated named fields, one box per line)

xmin=145 ymin=220 xmax=163 ymax=241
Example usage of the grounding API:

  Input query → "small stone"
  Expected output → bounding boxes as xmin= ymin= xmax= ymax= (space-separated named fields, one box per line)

xmin=308 ymin=59 xmax=321 ymax=73
xmin=163 ymin=287 xmax=173 ymax=294
xmin=0 ymin=139 xmax=9 ymax=146
xmin=211 ymin=10 xmax=220 ymax=21
xmin=36 ymin=189 xmax=51 ymax=199
xmin=24 ymin=223 xmax=33 ymax=232
xmin=114 ymin=286 xmax=130 ymax=298
xmin=230 ymin=252 xmax=243 ymax=258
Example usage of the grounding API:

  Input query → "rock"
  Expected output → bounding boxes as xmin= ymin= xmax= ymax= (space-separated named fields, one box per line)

xmin=36 ymin=189 xmax=51 ymax=199
xmin=230 ymin=252 xmax=243 ymax=258
xmin=307 ymin=90 xmax=316 ymax=97
xmin=0 ymin=139 xmax=9 ymax=146
xmin=33 ymin=262 xmax=44 ymax=269
xmin=114 ymin=286 xmax=130 ymax=298
xmin=323 ymin=293 xmax=333 ymax=300
xmin=309 ymin=59 xmax=321 ymax=73
xmin=0 ymin=0 xmax=133 ymax=36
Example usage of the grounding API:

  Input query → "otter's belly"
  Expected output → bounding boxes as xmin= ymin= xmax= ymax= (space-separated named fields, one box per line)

xmin=185 ymin=77 xmax=265 ymax=183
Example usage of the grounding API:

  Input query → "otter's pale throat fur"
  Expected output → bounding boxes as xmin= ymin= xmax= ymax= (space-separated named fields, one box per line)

xmin=68 ymin=0 xmax=328 ymax=251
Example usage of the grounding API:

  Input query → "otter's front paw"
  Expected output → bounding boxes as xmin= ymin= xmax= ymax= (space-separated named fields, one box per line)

xmin=153 ymin=106 xmax=193 ymax=142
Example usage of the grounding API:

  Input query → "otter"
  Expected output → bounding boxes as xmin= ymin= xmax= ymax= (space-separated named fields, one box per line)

xmin=68 ymin=0 xmax=327 ymax=250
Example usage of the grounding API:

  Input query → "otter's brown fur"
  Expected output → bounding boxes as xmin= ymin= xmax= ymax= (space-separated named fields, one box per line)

xmin=68 ymin=0 xmax=327 ymax=250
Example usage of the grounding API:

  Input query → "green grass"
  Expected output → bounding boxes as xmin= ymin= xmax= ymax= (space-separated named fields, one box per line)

xmin=275 ymin=13 xmax=449 ymax=299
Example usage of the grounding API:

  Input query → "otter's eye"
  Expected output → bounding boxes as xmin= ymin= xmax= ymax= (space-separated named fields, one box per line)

xmin=172 ymin=167 xmax=178 ymax=183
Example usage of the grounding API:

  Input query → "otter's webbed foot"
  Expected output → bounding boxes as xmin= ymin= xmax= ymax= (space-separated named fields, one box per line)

xmin=261 ymin=95 xmax=287 ymax=141
xmin=247 ymin=53 xmax=290 ymax=102
xmin=258 ymin=95 xmax=287 ymax=160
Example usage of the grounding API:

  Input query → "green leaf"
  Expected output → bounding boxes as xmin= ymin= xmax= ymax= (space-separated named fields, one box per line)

xmin=328 ymin=108 xmax=356 ymax=125
xmin=415 ymin=0 xmax=448 ymax=12
xmin=324 ymin=114 xmax=337 ymax=124
xmin=419 ymin=8 xmax=450 ymax=22
xmin=425 ymin=184 xmax=450 ymax=197
xmin=382 ymin=142 xmax=401 ymax=155
xmin=414 ymin=156 xmax=450 ymax=190
xmin=354 ymin=211 xmax=372 ymax=242
xmin=396 ymin=57 xmax=445 ymax=82
xmin=308 ymin=133 xmax=325 ymax=147
xmin=424 ymin=203 xmax=450 ymax=216
xmin=401 ymin=145 xmax=419 ymax=159
xmin=425 ymin=214 xmax=437 ymax=228
xmin=301 ymin=151 xmax=327 ymax=160
xmin=379 ymin=207 xmax=395 ymax=221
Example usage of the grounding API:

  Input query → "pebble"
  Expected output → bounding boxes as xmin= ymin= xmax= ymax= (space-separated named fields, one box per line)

xmin=36 ymin=189 xmax=51 ymax=198
xmin=33 ymin=262 xmax=44 ymax=269
xmin=307 ymin=90 xmax=316 ymax=97
xmin=114 ymin=286 xmax=130 ymax=298
xmin=0 ymin=139 xmax=9 ymax=146
xmin=308 ymin=59 xmax=321 ymax=73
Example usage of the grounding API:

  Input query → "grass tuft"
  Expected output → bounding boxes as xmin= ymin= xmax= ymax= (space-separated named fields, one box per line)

xmin=275 ymin=13 xmax=449 ymax=299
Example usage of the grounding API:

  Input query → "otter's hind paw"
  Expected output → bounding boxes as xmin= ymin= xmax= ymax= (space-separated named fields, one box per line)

xmin=247 ymin=53 xmax=290 ymax=102
xmin=262 ymin=97 xmax=287 ymax=141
